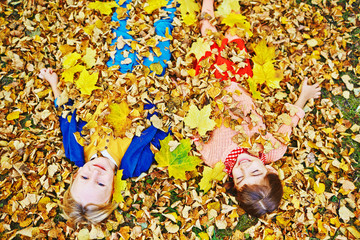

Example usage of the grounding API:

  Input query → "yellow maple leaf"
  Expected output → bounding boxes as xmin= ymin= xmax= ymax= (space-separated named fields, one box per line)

xmin=248 ymin=40 xmax=283 ymax=98
xmin=178 ymin=0 xmax=200 ymax=26
xmin=144 ymin=0 xmax=167 ymax=14
xmin=63 ymin=52 xmax=81 ymax=69
xmin=199 ymin=161 xmax=227 ymax=193
xmin=184 ymin=104 xmax=216 ymax=136
xmin=252 ymin=62 xmax=276 ymax=85
xmin=215 ymin=0 xmax=240 ymax=17
xmin=87 ymin=1 xmax=119 ymax=15
xmin=82 ymin=48 xmax=96 ymax=68
xmin=75 ymin=69 xmax=100 ymax=95
xmin=61 ymin=64 xmax=86 ymax=83
xmin=106 ymin=102 xmax=132 ymax=137
xmin=113 ymin=170 xmax=127 ymax=203
xmin=221 ymin=13 xmax=252 ymax=37
xmin=252 ymin=39 xmax=275 ymax=65
xmin=187 ymin=38 xmax=211 ymax=60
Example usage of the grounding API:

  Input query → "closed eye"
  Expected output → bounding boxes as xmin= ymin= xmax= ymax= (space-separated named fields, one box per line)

xmin=237 ymin=176 xmax=243 ymax=185
xmin=98 ymin=182 xmax=105 ymax=187
xmin=81 ymin=176 xmax=88 ymax=180
xmin=251 ymin=170 xmax=262 ymax=176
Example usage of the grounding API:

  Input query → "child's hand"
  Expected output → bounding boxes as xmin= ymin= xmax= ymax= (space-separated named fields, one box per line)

xmin=300 ymin=77 xmax=321 ymax=101
xmin=39 ymin=68 xmax=58 ymax=87
xmin=295 ymin=77 xmax=321 ymax=109
xmin=39 ymin=68 xmax=61 ymax=99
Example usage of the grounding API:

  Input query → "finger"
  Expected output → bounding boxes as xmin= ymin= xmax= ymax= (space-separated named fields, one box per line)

xmin=38 ymin=73 xmax=44 ymax=79
xmin=303 ymin=77 xmax=308 ymax=86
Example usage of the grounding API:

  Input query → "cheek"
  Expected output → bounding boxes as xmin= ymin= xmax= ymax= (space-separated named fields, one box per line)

xmin=104 ymin=173 xmax=115 ymax=184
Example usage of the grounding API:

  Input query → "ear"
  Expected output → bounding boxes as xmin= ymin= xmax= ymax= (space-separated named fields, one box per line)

xmin=265 ymin=165 xmax=279 ymax=175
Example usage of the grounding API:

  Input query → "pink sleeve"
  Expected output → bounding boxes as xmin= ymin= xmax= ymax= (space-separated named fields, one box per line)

xmin=196 ymin=125 xmax=240 ymax=167
xmin=265 ymin=103 xmax=305 ymax=163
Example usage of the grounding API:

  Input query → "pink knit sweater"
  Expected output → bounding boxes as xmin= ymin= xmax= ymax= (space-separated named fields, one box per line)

xmin=199 ymin=82 xmax=305 ymax=167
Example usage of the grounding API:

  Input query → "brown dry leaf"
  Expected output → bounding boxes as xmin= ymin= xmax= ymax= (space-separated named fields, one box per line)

xmin=1 ymin=0 xmax=359 ymax=239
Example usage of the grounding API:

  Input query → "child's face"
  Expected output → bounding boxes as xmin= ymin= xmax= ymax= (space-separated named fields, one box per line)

xmin=232 ymin=153 xmax=278 ymax=189
xmin=71 ymin=157 xmax=116 ymax=206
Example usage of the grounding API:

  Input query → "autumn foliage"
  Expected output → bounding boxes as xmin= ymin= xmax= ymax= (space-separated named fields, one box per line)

xmin=1 ymin=0 xmax=360 ymax=239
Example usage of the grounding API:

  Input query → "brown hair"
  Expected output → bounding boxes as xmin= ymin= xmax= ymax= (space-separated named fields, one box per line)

xmin=61 ymin=184 xmax=118 ymax=225
xmin=225 ymin=173 xmax=283 ymax=218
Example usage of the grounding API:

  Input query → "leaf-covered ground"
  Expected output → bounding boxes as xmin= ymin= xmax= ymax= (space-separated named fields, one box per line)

xmin=1 ymin=0 xmax=360 ymax=239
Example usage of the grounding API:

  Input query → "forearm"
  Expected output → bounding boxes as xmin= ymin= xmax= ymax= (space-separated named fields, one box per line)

xmin=50 ymin=83 xmax=61 ymax=99
xmin=294 ymin=95 xmax=307 ymax=109
xmin=201 ymin=0 xmax=215 ymax=16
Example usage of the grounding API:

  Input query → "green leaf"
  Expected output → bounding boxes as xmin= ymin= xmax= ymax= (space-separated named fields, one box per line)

xmin=155 ymin=135 xmax=201 ymax=179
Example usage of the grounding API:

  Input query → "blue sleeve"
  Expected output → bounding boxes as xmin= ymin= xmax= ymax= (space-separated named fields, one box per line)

xmin=120 ymin=103 xmax=171 ymax=179
xmin=56 ymin=99 xmax=87 ymax=167
xmin=120 ymin=126 xmax=169 ymax=179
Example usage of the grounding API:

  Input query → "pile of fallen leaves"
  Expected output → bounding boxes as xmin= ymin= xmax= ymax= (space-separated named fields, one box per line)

xmin=1 ymin=0 xmax=360 ymax=239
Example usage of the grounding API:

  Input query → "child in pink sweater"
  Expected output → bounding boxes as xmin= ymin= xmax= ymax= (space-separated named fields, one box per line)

xmin=195 ymin=0 xmax=321 ymax=217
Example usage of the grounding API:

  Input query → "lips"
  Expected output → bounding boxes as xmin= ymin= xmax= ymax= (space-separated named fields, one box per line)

xmin=93 ymin=164 xmax=106 ymax=171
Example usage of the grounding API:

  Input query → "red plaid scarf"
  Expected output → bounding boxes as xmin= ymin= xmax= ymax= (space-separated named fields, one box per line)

xmin=224 ymin=147 xmax=267 ymax=178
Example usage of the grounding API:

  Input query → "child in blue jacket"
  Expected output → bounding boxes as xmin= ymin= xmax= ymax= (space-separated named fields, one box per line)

xmin=39 ymin=68 xmax=167 ymax=224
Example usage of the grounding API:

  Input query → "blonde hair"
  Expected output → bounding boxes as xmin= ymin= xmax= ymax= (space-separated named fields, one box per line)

xmin=61 ymin=184 xmax=118 ymax=225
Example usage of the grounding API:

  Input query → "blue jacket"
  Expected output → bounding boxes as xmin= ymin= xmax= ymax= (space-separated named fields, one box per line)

xmin=57 ymin=99 xmax=168 ymax=179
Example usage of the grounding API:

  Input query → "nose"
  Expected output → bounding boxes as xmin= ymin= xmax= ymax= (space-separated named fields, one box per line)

xmin=88 ymin=166 xmax=102 ymax=177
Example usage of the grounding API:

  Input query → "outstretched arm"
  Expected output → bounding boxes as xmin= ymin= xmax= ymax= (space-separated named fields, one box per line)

xmin=38 ymin=68 xmax=61 ymax=99
xmin=265 ymin=78 xmax=321 ymax=162
xmin=39 ymin=68 xmax=86 ymax=166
